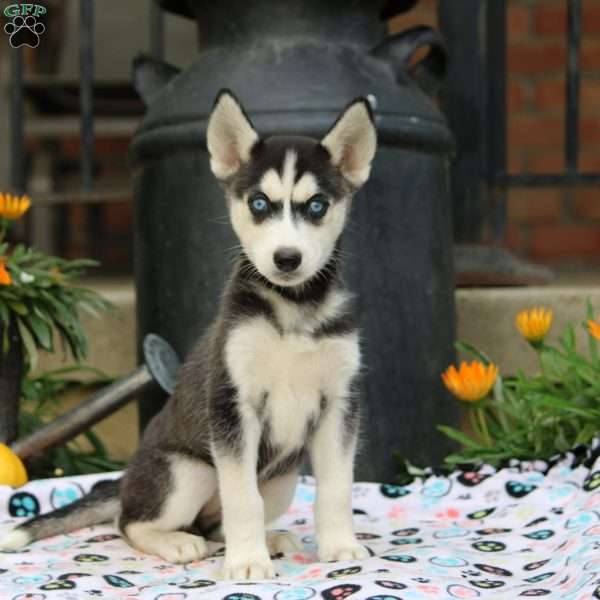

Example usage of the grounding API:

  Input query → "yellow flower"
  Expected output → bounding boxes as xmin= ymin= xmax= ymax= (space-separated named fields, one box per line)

xmin=442 ymin=360 xmax=498 ymax=402
xmin=516 ymin=307 xmax=553 ymax=343
xmin=0 ymin=193 xmax=31 ymax=220
xmin=0 ymin=260 xmax=12 ymax=285
xmin=588 ymin=319 xmax=600 ymax=341
xmin=0 ymin=443 xmax=27 ymax=487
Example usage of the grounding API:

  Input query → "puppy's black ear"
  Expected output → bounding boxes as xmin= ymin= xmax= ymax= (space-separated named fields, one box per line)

xmin=206 ymin=90 xmax=259 ymax=180
xmin=320 ymin=99 xmax=377 ymax=188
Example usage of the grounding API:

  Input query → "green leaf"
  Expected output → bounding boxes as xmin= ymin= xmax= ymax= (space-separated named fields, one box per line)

xmin=437 ymin=425 xmax=482 ymax=449
xmin=26 ymin=313 xmax=53 ymax=351
xmin=8 ymin=301 xmax=28 ymax=316
xmin=528 ymin=393 xmax=598 ymax=419
xmin=561 ymin=322 xmax=576 ymax=353
xmin=17 ymin=317 xmax=38 ymax=371
xmin=454 ymin=341 xmax=494 ymax=365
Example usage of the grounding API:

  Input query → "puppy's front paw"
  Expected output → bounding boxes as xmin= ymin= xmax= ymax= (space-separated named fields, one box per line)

xmin=153 ymin=531 xmax=208 ymax=564
xmin=319 ymin=541 xmax=369 ymax=562
xmin=222 ymin=546 xmax=275 ymax=580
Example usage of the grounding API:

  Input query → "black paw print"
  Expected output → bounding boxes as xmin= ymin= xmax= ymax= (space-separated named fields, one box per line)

xmin=379 ymin=484 xmax=410 ymax=498
xmin=523 ymin=529 xmax=554 ymax=541
xmin=473 ymin=563 xmax=513 ymax=577
xmin=391 ymin=527 xmax=419 ymax=536
xmin=472 ymin=540 xmax=506 ymax=552
xmin=73 ymin=553 xmax=109 ymax=563
xmin=40 ymin=579 xmax=76 ymax=591
xmin=4 ymin=15 xmax=45 ymax=48
xmin=469 ymin=579 xmax=505 ymax=589
xmin=381 ymin=554 xmax=417 ymax=563
xmin=506 ymin=481 xmax=537 ymax=498
xmin=458 ymin=472 xmax=490 ymax=487
xmin=467 ymin=507 xmax=496 ymax=520
xmin=8 ymin=492 xmax=40 ymax=518
xmin=327 ymin=566 xmax=363 ymax=578
xmin=321 ymin=584 xmax=361 ymax=600
xmin=584 ymin=470 xmax=600 ymax=492
xmin=523 ymin=559 xmax=550 ymax=571
xmin=375 ymin=580 xmax=407 ymax=590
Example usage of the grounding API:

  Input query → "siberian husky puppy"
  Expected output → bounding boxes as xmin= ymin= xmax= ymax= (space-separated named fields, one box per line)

xmin=0 ymin=90 xmax=377 ymax=580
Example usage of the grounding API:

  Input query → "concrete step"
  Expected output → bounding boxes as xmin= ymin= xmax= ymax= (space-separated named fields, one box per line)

xmin=34 ymin=273 xmax=600 ymax=460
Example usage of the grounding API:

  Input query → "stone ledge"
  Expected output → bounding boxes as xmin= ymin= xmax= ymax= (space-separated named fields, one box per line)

xmin=32 ymin=277 xmax=600 ymax=459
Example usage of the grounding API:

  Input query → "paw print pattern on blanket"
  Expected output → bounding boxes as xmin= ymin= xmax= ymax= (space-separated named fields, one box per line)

xmin=8 ymin=492 xmax=40 ymax=518
xmin=3 ymin=439 xmax=600 ymax=598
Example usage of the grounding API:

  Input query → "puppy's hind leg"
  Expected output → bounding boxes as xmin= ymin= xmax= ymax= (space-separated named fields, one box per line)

xmin=120 ymin=452 xmax=217 ymax=564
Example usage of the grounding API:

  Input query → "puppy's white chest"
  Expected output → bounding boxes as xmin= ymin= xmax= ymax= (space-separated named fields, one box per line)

xmin=225 ymin=317 xmax=360 ymax=450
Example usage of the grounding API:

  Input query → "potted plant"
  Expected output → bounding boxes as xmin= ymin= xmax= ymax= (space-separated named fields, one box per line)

xmin=439 ymin=303 xmax=600 ymax=466
xmin=0 ymin=193 xmax=108 ymax=444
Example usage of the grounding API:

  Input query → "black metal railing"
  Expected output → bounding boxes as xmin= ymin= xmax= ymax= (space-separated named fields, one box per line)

xmin=7 ymin=0 xmax=165 ymax=201
xmin=440 ymin=0 xmax=600 ymax=244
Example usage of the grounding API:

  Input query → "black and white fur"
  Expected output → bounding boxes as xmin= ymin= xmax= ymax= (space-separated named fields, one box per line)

xmin=0 ymin=90 xmax=377 ymax=580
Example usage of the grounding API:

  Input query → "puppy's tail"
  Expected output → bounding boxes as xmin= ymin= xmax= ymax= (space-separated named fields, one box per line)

xmin=0 ymin=478 xmax=121 ymax=550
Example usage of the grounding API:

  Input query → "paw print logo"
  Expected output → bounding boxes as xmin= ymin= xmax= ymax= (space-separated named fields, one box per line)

xmin=8 ymin=492 xmax=40 ymax=518
xmin=4 ymin=15 xmax=45 ymax=48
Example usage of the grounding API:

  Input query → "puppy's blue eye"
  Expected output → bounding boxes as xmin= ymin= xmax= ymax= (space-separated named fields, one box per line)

xmin=249 ymin=194 xmax=270 ymax=216
xmin=307 ymin=196 xmax=328 ymax=219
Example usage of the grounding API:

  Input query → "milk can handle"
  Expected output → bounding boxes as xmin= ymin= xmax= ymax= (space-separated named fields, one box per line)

xmin=371 ymin=25 xmax=447 ymax=96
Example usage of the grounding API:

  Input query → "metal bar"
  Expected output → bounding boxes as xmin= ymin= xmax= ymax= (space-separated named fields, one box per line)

xmin=565 ymin=0 xmax=581 ymax=172
xmin=486 ymin=0 xmax=507 ymax=182
xmin=80 ymin=0 xmax=95 ymax=191
xmin=12 ymin=366 xmax=153 ymax=460
xmin=438 ymin=0 xmax=486 ymax=242
xmin=496 ymin=172 xmax=600 ymax=186
xmin=486 ymin=0 xmax=507 ymax=243
xmin=10 ymin=46 xmax=24 ymax=193
xmin=23 ymin=188 xmax=132 ymax=205
xmin=150 ymin=1 xmax=165 ymax=59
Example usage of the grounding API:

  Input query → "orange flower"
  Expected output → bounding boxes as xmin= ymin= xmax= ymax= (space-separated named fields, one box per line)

xmin=516 ymin=307 xmax=553 ymax=343
xmin=442 ymin=360 xmax=498 ymax=402
xmin=588 ymin=319 xmax=600 ymax=341
xmin=0 ymin=193 xmax=31 ymax=220
xmin=0 ymin=261 xmax=12 ymax=285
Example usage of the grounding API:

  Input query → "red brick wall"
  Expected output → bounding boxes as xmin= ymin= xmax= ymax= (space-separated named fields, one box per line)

xmin=391 ymin=0 xmax=600 ymax=265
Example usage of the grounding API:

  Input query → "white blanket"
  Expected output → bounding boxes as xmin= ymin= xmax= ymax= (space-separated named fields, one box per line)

xmin=1 ymin=444 xmax=600 ymax=599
